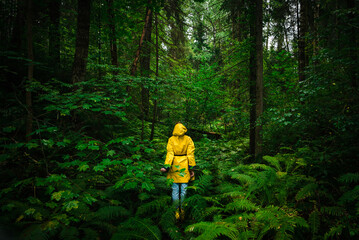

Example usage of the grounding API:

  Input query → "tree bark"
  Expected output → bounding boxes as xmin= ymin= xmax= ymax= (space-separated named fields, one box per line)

xmin=107 ymin=0 xmax=118 ymax=73
xmin=140 ymin=8 xmax=152 ymax=117
xmin=150 ymin=12 xmax=159 ymax=141
xmin=347 ymin=0 xmax=357 ymax=88
xmin=97 ymin=2 xmax=102 ymax=79
xmin=26 ymin=0 xmax=34 ymax=142
xmin=140 ymin=4 xmax=153 ymax=141
xmin=298 ymin=0 xmax=308 ymax=82
xmin=49 ymin=0 xmax=60 ymax=76
xmin=130 ymin=4 xmax=152 ymax=77
xmin=72 ymin=0 xmax=91 ymax=84
xmin=249 ymin=0 xmax=263 ymax=159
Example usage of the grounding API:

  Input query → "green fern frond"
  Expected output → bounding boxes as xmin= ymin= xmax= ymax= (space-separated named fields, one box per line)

xmin=136 ymin=196 xmax=171 ymax=216
xmin=320 ymin=206 xmax=346 ymax=216
xmin=221 ymin=191 xmax=246 ymax=199
xmin=80 ymin=227 xmax=98 ymax=240
xmin=295 ymin=183 xmax=318 ymax=201
xmin=324 ymin=224 xmax=343 ymax=240
xmin=113 ymin=217 xmax=162 ymax=240
xmin=263 ymin=156 xmax=281 ymax=171
xmin=201 ymin=206 xmax=223 ymax=219
xmin=339 ymin=173 xmax=359 ymax=183
xmin=225 ymin=198 xmax=258 ymax=212
xmin=59 ymin=226 xmax=79 ymax=240
xmin=339 ymin=185 xmax=359 ymax=204
xmin=249 ymin=163 xmax=272 ymax=171
xmin=192 ymin=175 xmax=214 ymax=194
xmin=230 ymin=173 xmax=255 ymax=184
xmin=185 ymin=221 xmax=239 ymax=240
xmin=308 ymin=210 xmax=320 ymax=234
xmin=159 ymin=206 xmax=183 ymax=240
xmin=95 ymin=206 xmax=130 ymax=220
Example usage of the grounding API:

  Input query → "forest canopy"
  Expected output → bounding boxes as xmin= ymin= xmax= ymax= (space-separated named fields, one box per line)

xmin=0 ymin=0 xmax=358 ymax=239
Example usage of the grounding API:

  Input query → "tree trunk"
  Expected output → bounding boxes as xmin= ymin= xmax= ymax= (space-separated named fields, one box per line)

xmin=97 ymin=3 xmax=102 ymax=79
xmin=140 ymin=4 xmax=153 ymax=140
xmin=72 ymin=0 xmax=91 ymax=84
xmin=107 ymin=0 xmax=118 ymax=72
xmin=298 ymin=0 xmax=307 ymax=82
xmin=49 ymin=0 xmax=60 ymax=76
xmin=130 ymin=4 xmax=152 ymax=77
xmin=140 ymin=8 xmax=152 ymax=117
xmin=249 ymin=0 xmax=263 ymax=159
xmin=26 ymin=0 xmax=34 ymax=142
xmin=347 ymin=0 xmax=357 ymax=88
xmin=150 ymin=13 xmax=159 ymax=141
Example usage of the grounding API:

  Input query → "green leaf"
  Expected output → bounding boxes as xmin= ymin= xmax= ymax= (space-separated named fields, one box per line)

xmin=142 ymin=182 xmax=155 ymax=191
xmin=94 ymin=164 xmax=106 ymax=172
xmin=122 ymin=158 xmax=132 ymax=165
xmin=83 ymin=194 xmax=97 ymax=205
xmin=88 ymin=145 xmax=99 ymax=150
xmin=107 ymin=150 xmax=116 ymax=156
xmin=78 ymin=163 xmax=89 ymax=172
xmin=124 ymin=181 xmax=138 ymax=190
xmin=52 ymin=191 xmax=65 ymax=201
xmin=63 ymin=200 xmax=79 ymax=212
xmin=76 ymin=143 xmax=87 ymax=151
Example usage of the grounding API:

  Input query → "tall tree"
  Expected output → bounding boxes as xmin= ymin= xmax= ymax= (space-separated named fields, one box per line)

xmin=140 ymin=6 xmax=153 ymax=118
xmin=150 ymin=12 xmax=159 ymax=141
xmin=72 ymin=0 xmax=92 ymax=84
xmin=249 ymin=0 xmax=264 ymax=158
xmin=26 ymin=0 xmax=34 ymax=142
xmin=140 ymin=3 xmax=153 ymax=140
xmin=130 ymin=3 xmax=152 ymax=77
xmin=49 ymin=0 xmax=60 ymax=75
xmin=298 ymin=0 xmax=308 ymax=82
xmin=107 ymin=0 xmax=118 ymax=72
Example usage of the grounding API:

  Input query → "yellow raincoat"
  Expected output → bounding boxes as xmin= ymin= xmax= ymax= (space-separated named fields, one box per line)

xmin=164 ymin=123 xmax=196 ymax=183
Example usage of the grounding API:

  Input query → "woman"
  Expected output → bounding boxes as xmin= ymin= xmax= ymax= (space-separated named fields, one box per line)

xmin=160 ymin=122 xmax=196 ymax=218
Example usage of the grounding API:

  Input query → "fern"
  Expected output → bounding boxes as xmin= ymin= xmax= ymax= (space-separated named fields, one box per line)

xmin=339 ymin=185 xmax=359 ymax=204
xmin=80 ymin=227 xmax=98 ymax=240
xmin=59 ymin=226 xmax=79 ymax=240
xmin=94 ymin=206 xmax=130 ymax=220
xmin=159 ymin=206 xmax=183 ymax=240
xmin=185 ymin=221 xmax=239 ymax=240
xmin=320 ymin=206 xmax=346 ymax=216
xmin=225 ymin=198 xmax=258 ymax=212
xmin=112 ymin=217 xmax=162 ymax=240
xmin=339 ymin=173 xmax=359 ymax=183
xmin=136 ymin=196 xmax=171 ymax=216
xmin=263 ymin=156 xmax=281 ymax=171
xmin=255 ymin=206 xmax=308 ymax=240
xmin=248 ymin=163 xmax=272 ymax=171
xmin=324 ymin=224 xmax=343 ymax=240
xmin=230 ymin=173 xmax=255 ymax=184
xmin=308 ymin=210 xmax=320 ymax=234
xmin=184 ymin=194 xmax=208 ymax=221
xmin=191 ymin=174 xmax=214 ymax=194
xmin=295 ymin=183 xmax=318 ymax=201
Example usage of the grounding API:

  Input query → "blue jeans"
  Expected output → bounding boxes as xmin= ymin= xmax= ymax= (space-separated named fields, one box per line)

xmin=172 ymin=183 xmax=188 ymax=208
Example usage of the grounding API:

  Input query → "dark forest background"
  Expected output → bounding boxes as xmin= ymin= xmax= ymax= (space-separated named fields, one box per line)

xmin=0 ymin=0 xmax=358 ymax=239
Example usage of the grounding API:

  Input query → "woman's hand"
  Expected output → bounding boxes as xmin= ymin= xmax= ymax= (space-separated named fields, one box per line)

xmin=190 ymin=170 xmax=195 ymax=178
xmin=160 ymin=168 xmax=167 ymax=173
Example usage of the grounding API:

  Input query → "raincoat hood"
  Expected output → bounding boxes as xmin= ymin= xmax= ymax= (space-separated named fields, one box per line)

xmin=172 ymin=123 xmax=187 ymax=136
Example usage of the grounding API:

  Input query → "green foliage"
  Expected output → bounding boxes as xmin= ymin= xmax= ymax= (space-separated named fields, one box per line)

xmin=1 ymin=0 xmax=359 ymax=239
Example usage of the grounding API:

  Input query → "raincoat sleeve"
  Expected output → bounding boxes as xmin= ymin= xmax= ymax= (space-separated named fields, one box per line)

xmin=164 ymin=137 xmax=174 ymax=169
xmin=187 ymin=137 xmax=196 ymax=169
